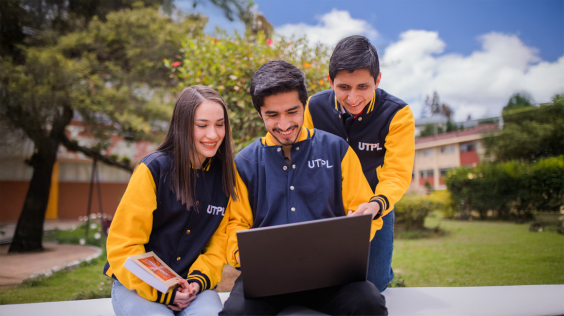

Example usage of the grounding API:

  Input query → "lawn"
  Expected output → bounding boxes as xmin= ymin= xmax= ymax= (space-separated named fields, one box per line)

xmin=392 ymin=215 xmax=564 ymax=287
xmin=1 ymin=217 xmax=562 ymax=304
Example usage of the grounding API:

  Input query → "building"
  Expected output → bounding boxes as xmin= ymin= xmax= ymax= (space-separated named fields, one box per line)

xmin=412 ymin=123 xmax=498 ymax=191
xmin=0 ymin=122 xmax=156 ymax=224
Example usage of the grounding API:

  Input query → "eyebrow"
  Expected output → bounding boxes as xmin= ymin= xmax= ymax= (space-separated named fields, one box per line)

xmin=263 ymin=105 xmax=301 ymax=115
xmin=195 ymin=118 xmax=225 ymax=122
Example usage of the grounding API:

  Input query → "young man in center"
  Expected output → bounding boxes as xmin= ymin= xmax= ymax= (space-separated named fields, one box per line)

xmin=303 ymin=35 xmax=415 ymax=292
xmin=220 ymin=60 xmax=388 ymax=315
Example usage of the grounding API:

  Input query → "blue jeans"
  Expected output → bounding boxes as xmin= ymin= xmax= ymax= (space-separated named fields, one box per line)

xmin=111 ymin=280 xmax=223 ymax=316
xmin=367 ymin=209 xmax=394 ymax=292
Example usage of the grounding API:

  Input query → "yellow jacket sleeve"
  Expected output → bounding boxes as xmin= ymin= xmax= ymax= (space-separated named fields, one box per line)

xmin=341 ymin=147 xmax=383 ymax=240
xmin=186 ymin=202 xmax=230 ymax=292
xmin=225 ymin=165 xmax=254 ymax=268
xmin=303 ymin=97 xmax=314 ymax=130
xmin=374 ymin=105 xmax=415 ymax=215
xmin=105 ymin=163 xmax=176 ymax=303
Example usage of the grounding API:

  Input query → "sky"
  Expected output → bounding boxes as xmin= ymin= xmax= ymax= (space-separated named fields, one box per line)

xmin=176 ymin=0 xmax=564 ymax=121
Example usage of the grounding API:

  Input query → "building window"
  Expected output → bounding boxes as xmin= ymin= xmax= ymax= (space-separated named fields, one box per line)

xmin=418 ymin=148 xmax=434 ymax=157
xmin=460 ymin=141 xmax=476 ymax=153
xmin=440 ymin=145 xmax=455 ymax=154
xmin=439 ymin=168 xmax=452 ymax=177
xmin=420 ymin=169 xmax=434 ymax=178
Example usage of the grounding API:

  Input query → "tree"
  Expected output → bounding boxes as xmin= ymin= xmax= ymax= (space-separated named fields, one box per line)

xmin=503 ymin=92 xmax=536 ymax=113
xmin=169 ymin=32 xmax=330 ymax=149
xmin=424 ymin=91 xmax=453 ymax=120
xmin=0 ymin=4 xmax=206 ymax=253
xmin=482 ymin=95 xmax=564 ymax=163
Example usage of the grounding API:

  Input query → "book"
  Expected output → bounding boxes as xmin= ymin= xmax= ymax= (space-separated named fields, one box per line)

xmin=124 ymin=251 xmax=183 ymax=294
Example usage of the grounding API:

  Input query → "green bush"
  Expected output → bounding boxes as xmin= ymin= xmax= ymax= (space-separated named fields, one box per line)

xmin=446 ymin=156 xmax=564 ymax=219
xmin=394 ymin=194 xmax=445 ymax=231
xmin=168 ymin=32 xmax=330 ymax=150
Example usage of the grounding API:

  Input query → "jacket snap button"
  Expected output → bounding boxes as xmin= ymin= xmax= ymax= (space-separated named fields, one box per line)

xmin=292 ymin=165 xmax=296 ymax=169
xmin=186 ymin=230 xmax=191 ymax=234
xmin=290 ymin=186 xmax=294 ymax=190
xmin=177 ymin=257 xmax=181 ymax=261
xmin=358 ymin=117 xmax=363 ymax=121
xmin=277 ymin=148 xmax=281 ymax=152
xmin=291 ymin=207 xmax=296 ymax=212
xmin=283 ymin=166 xmax=287 ymax=170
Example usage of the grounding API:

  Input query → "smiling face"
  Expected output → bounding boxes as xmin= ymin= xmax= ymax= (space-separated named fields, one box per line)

xmin=330 ymin=69 xmax=381 ymax=115
xmin=192 ymin=99 xmax=225 ymax=169
xmin=260 ymin=90 xmax=304 ymax=147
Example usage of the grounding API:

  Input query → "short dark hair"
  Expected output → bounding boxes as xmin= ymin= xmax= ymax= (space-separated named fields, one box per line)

xmin=250 ymin=60 xmax=308 ymax=114
xmin=329 ymin=35 xmax=380 ymax=83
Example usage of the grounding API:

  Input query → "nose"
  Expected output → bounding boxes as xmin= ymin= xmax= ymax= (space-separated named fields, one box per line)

xmin=206 ymin=126 xmax=219 ymax=140
xmin=347 ymin=89 xmax=359 ymax=103
xmin=278 ymin=114 xmax=292 ymax=131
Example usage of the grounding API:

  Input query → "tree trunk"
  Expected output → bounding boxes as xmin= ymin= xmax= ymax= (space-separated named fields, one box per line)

xmin=8 ymin=106 xmax=73 ymax=253
xmin=8 ymin=140 xmax=59 ymax=253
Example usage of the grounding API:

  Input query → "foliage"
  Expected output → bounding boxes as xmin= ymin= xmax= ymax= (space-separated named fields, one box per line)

xmin=446 ymin=156 xmax=564 ymax=219
xmin=424 ymin=91 xmax=453 ymax=120
xmin=394 ymin=194 xmax=446 ymax=231
xmin=482 ymin=96 xmax=564 ymax=162
xmin=0 ymin=5 xmax=208 ymax=252
xmin=168 ymin=32 xmax=330 ymax=149
xmin=503 ymin=92 xmax=535 ymax=112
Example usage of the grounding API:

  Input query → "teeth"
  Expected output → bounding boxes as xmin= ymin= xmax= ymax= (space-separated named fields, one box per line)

xmin=202 ymin=142 xmax=216 ymax=146
xmin=279 ymin=131 xmax=291 ymax=135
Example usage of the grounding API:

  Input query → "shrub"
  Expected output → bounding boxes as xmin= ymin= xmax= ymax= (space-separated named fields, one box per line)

xmin=395 ymin=194 xmax=445 ymax=231
xmin=168 ymin=32 xmax=330 ymax=150
xmin=446 ymin=156 xmax=564 ymax=219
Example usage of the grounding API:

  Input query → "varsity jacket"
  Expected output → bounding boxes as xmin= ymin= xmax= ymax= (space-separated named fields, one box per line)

xmin=104 ymin=152 xmax=230 ymax=305
xmin=304 ymin=88 xmax=415 ymax=216
xmin=226 ymin=127 xmax=382 ymax=267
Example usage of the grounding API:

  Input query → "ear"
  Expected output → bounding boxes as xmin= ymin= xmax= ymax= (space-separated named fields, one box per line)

xmin=328 ymin=74 xmax=334 ymax=90
xmin=374 ymin=73 xmax=382 ymax=89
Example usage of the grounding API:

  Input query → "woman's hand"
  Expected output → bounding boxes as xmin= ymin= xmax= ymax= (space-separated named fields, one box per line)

xmin=167 ymin=279 xmax=198 ymax=311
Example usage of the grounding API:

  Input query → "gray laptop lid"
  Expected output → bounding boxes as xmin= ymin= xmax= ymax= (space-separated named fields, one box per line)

xmin=236 ymin=214 xmax=372 ymax=298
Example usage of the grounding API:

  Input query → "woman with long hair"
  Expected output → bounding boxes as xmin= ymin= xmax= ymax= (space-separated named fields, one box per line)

xmin=104 ymin=85 xmax=237 ymax=315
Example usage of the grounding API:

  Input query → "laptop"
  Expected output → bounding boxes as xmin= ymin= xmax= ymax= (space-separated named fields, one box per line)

xmin=236 ymin=214 xmax=372 ymax=298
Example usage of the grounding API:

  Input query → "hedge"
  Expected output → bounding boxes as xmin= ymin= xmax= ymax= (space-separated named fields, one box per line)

xmin=446 ymin=156 xmax=564 ymax=219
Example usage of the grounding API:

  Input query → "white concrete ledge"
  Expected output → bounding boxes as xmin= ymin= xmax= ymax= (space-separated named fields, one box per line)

xmin=1 ymin=285 xmax=563 ymax=316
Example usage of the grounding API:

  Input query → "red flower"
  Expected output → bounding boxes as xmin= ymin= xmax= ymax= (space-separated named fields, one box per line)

xmin=171 ymin=62 xmax=181 ymax=67
xmin=266 ymin=39 xmax=273 ymax=46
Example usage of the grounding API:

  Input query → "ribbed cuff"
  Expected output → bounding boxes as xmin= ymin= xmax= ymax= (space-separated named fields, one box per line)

xmin=156 ymin=287 xmax=177 ymax=305
xmin=186 ymin=270 xmax=211 ymax=292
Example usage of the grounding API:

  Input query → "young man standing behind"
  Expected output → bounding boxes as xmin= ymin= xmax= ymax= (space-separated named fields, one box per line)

xmin=304 ymin=35 xmax=415 ymax=292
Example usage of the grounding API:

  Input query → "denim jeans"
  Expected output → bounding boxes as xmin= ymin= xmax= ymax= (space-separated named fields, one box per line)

xmin=367 ymin=209 xmax=395 ymax=292
xmin=111 ymin=280 xmax=223 ymax=316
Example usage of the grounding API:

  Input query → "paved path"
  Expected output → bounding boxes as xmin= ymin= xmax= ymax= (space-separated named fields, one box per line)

xmin=0 ymin=242 xmax=101 ymax=288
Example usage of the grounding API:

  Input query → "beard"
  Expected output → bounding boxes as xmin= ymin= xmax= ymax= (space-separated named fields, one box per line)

xmin=270 ymin=125 xmax=301 ymax=146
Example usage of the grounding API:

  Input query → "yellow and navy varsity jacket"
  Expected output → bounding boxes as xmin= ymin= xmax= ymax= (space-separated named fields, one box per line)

xmin=304 ymin=88 xmax=415 ymax=216
xmin=226 ymin=127 xmax=382 ymax=267
xmin=104 ymin=152 xmax=230 ymax=305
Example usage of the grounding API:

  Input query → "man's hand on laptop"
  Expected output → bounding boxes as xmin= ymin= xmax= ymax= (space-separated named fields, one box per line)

xmin=348 ymin=202 xmax=381 ymax=219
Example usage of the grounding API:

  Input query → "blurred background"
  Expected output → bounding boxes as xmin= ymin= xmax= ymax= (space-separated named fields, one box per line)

xmin=0 ymin=0 xmax=562 ymax=304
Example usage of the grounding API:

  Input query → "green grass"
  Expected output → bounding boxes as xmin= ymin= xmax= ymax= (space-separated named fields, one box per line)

xmin=392 ymin=216 xmax=564 ymax=287
xmin=0 ymin=252 xmax=112 ymax=305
